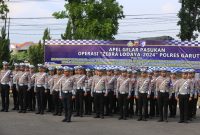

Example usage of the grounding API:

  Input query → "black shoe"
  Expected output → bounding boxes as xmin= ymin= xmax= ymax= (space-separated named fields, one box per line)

xmin=4 ymin=110 xmax=8 ymax=112
xmin=67 ymin=120 xmax=71 ymax=122
xmin=36 ymin=112 xmax=40 ymax=114
xmin=62 ymin=119 xmax=67 ymax=122
xmin=40 ymin=112 xmax=44 ymax=115
xmin=23 ymin=110 xmax=26 ymax=113
xmin=18 ymin=110 xmax=22 ymax=113
xmin=158 ymin=119 xmax=163 ymax=122
xmin=53 ymin=113 xmax=58 ymax=116
xmin=118 ymin=117 xmax=123 ymax=120
xmin=12 ymin=108 xmax=16 ymax=110
xmin=80 ymin=115 xmax=83 ymax=117
xmin=178 ymin=120 xmax=184 ymax=123
xmin=74 ymin=114 xmax=80 ymax=117
xmin=137 ymin=118 xmax=142 ymax=121
xmin=58 ymin=113 xmax=62 ymax=116
xmin=94 ymin=115 xmax=100 ymax=118
xmin=1 ymin=109 xmax=5 ymax=112
xmin=101 ymin=116 xmax=104 ymax=119
xmin=164 ymin=120 xmax=168 ymax=122
xmin=143 ymin=118 xmax=147 ymax=121
xmin=123 ymin=117 xmax=127 ymax=120
xmin=184 ymin=121 xmax=188 ymax=123
xmin=46 ymin=110 xmax=51 ymax=112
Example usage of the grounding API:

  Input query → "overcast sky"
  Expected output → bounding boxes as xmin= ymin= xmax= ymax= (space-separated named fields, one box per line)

xmin=4 ymin=0 xmax=181 ymax=43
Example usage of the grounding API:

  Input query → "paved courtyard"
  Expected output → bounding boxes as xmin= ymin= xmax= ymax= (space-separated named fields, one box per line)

xmin=0 ymin=104 xmax=200 ymax=135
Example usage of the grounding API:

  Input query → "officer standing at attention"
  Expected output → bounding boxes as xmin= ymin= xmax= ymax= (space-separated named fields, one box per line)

xmin=59 ymin=66 xmax=75 ymax=122
xmin=116 ymin=68 xmax=131 ymax=120
xmin=92 ymin=67 xmax=107 ymax=119
xmin=73 ymin=66 xmax=86 ymax=117
xmin=51 ymin=66 xmax=63 ymax=116
xmin=16 ymin=63 xmax=30 ymax=113
xmin=46 ymin=66 xmax=55 ymax=112
xmin=175 ymin=70 xmax=193 ymax=123
xmin=155 ymin=68 xmax=171 ymax=122
xmin=0 ymin=61 xmax=12 ymax=112
xmin=129 ymin=70 xmax=137 ymax=118
xmin=34 ymin=64 xmax=48 ymax=114
xmin=105 ymin=67 xmax=116 ymax=116
xmin=169 ymin=71 xmax=178 ymax=118
xmin=28 ymin=65 xmax=36 ymax=111
xmin=84 ymin=68 xmax=93 ymax=115
xmin=12 ymin=63 xmax=20 ymax=111
xmin=135 ymin=69 xmax=151 ymax=121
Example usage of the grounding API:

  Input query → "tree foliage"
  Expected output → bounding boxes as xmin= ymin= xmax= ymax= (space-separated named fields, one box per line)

xmin=28 ymin=28 xmax=51 ymax=66
xmin=0 ymin=27 xmax=10 ymax=67
xmin=28 ymin=41 xmax=44 ymax=66
xmin=178 ymin=0 xmax=200 ymax=41
xmin=53 ymin=0 xmax=124 ymax=40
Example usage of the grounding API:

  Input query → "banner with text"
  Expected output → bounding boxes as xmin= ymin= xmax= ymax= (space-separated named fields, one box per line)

xmin=45 ymin=40 xmax=200 ymax=71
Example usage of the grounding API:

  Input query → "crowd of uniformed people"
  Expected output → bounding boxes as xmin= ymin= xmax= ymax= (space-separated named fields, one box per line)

xmin=0 ymin=61 xmax=199 ymax=123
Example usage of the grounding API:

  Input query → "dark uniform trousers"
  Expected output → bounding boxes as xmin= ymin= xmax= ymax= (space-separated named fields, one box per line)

xmin=94 ymin=92 xmax=105 ymax=117
xmin=12 ymin=84 xmax=19 ymax=109
xmin=169 ymin=93 xmax=177 ymax=117
xmin=62 ymin=92 xmax=73 ymax=121
xmin=0 ymin=84 xmax=10 ymax=111
xmin=105 ymin=90 xmax=114 ymax=115
xmin=75 ymin=89 xmax=84 ymax=116
xmin=19 ymin=85 xmax=28 ymax=111
xmin=135 ymin=98 xmax=139 ymax=116
xmin=149 ymin=92 xmax=155 ymax=117
xmin=52 ymin=90 xmax=62 ymax=114
xmin=192 ymin=96 xmax=198 ymax=117
xmin=179 ymin=94 xmax=189 ymax=122
xmin=138 ymin=93 xmax=148 ymax=119
xmin=44 ymin=89 xmax=52 ymax=112
xmin=36 ymin=86 xmax=45 ymax=113
xmin=118 ymin=93 xmax=128 ymax=118
xmin=84 ymin=91 xmax=92 ymax=115
xmin=158 ymin=92 xmax=169 ymax=121
xmin=128 ymin=91 xmax=135 ymax=117
xmin=28 ymin=86 xmax=36 ymax=111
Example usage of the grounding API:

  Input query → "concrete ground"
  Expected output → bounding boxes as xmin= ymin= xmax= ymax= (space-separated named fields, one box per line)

xmin=0 ymin=103 xmax=200 ymax=135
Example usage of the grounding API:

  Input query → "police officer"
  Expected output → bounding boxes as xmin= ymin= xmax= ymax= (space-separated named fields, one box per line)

xmin=35 ymin=64 xmax=47 ymax=114
xmin=169 ymin=71 xmax=178 ymax=118
xmin=12 ymin=63 xmax=20 ymax=110
xmin=73 ymin=66 xmax=86 ymax=117
xmin=92 ymin=67 xmax=107 ymax=119
xmin=28 ymin=65 xmax=36 ymax=111
xmin=52 ymin=66 xmax=63 ymax=116
xmin=135 ymin=69 xmax=151 ymax=121
xmin=155 ymin=68 xmax=171 ymax=122
xmin=59 ymin=66 xmax=75 ymax=122
xmin=46 ymin=66 xmax=55 ymax=112
xmin=16 ymin=63 xmax=30 ymax=113
xmin=113 ymin=67 xmax=120 ymax=114
xmin=0 ymin=61 xmax=12 ymax=112
xmin=175 ymin=70 xmax=193 ymax=123
xmin=84 ymin=68 xmax=93 ymax=115
xmin=105 ymin=67 xmax=116 ymax=116
xmin=187 ymin=69 xmax=198 ymax=120
xmin=150 ymin=68 xmax=160 ymax=118
xmin=116 ymin=68 xmax=131 ymax=120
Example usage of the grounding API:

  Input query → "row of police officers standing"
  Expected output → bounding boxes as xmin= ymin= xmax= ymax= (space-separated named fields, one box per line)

xmin=0 ymin=61 xmax=200 ymax=123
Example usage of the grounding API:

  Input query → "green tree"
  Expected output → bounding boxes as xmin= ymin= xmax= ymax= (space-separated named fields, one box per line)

xmin=0 ymin=26 xmax=10 ymax=67
xmin=28 ymin=28 xmax=51 ymax=66
xmin=28 ymin=41 xmax=44 ymax=66
xmin=0 ymin=1 xmax=9 ymax=67
xmin=53 ymin=0 xmax=124 ymax=40
xmin=42 ymin=28 xmax=51 ymax=44
xmin=178 ymin=0 xmax=200 ymax=41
